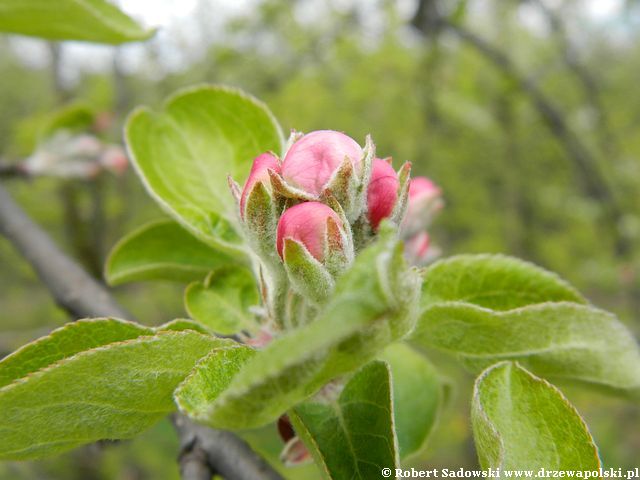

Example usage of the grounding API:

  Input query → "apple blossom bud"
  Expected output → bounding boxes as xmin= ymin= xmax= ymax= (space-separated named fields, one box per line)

xmin=366 ymin=158 xmax=399 ymax=230
xmin=240 ymin=152 xmax=280 ymax=218
xmin=404 ymin=231 xmax=439 ymax=266
xmin=281 ymin=130 xmax=363 ymax=197
xmin=276 ymin=202 xmax=343 ymax=262
xmin=402 ymin=176 xmax=443 ymax=237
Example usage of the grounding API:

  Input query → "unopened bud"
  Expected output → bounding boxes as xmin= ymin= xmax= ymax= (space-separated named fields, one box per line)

xmin=402 ymin=176 xmax=443 ymax=237
xmin=366 ymin=158 xmax=399 ymax=230
xmin=404 ymin=231 xmax=439 ymax=266
xmin=281 ymin=130 xmax=363 ymax=197
xmin=240 ymin=152 xmax=280 ymax=218
xmin=276 ymin=202 xmax=344 ymax=263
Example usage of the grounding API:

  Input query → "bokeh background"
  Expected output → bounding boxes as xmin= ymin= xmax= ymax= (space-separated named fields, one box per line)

xmin=0 ymin=0 xmax=639 ymax=478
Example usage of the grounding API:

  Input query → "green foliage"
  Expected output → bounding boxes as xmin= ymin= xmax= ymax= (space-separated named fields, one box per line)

xmin=0 ymin=318 xmax=152 ymax=389
xmin=420 ymin=254 xmax=586 ymax=310
xmin=472 ymin=362 xmax=601 ymax=469
xmin=174 ymin=231 xmax=420 ymax=430
xmin=412 ymin=302 xmax=640 ymax=397
xmin=381 ymin=344 xmax=444 ymax=459
xmin=184 ymin=268 xmax=260 ymax=334
xmin=125 ymin=85 xmax=283 ymax=256
xmin=0 ymin=323 xmax=229 ymax=460
xmin=174 ymin=345 xmax=256 ymax=419
xmin=0 ymin=0 xmax=154 ymax=44
xmin=105 ymin=219 xmax=235 ymax=285
xmin=290 ymin=361 xmax=398 ymax=480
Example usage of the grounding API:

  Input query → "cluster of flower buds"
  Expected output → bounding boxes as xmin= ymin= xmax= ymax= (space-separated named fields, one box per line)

xmin=232 ymin=129 xmax=441 ymax=330
xmin=20 ymin=131 xmax=128 ymax=180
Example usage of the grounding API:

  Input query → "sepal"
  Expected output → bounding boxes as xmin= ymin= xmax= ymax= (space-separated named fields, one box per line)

xmin=283 ymin=238 xmax=334 ymax=305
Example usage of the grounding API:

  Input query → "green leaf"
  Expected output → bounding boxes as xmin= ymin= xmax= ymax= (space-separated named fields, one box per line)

xmin=184 ymin=267 xmax=260 ymax=335
xmin=0 ymin=0 xmax=154 ymax=44
xmin=290 ymin=361 xmax=398 ymax=480
xmin=411 ymin=301 xmax=640 ymax=397
xmin=175 ymin=231 xmax=421 ymax=429
xmin=0 ymin=318 xmax=153 ymax=389
xmin=381 ymin=344 xmax=443 ymax=459
xmin=421 ymin=254 xmax=586 ymax=310
xmin=472 ymin=362 xmax=601 ymax=469
xmin=106 ymin=219 xmax=235 ymax=285
xmin=156 ymin=319 xmax=212 ymax=335
xmin=175 ymin=345 xmax=257 ymax=417
xmin=125 ymin=85 xmax=284 ymax=256
xmin=0 ymin=330 xmax=229 ymax=460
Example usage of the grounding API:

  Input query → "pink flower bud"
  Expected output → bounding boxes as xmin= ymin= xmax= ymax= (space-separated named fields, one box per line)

xmin=402 ymin=176 xmax=443 ymax=236
xmin=276 ymin=202 xmax=343 ymax=262
xmin=409 ymin=177 xmax=441 ymax=202
xmin=366 ymin=158 xmax=399 ymax=230
xmin=240 ymin=152 xmax=280 ymax=217
xmin=281 ymin=130 xmax=363 ymax=196
xmin=405 ymin=232 xmax=430 ymax=261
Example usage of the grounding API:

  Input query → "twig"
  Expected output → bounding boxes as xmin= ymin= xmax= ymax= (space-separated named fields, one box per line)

xmin=172 ymin=415 xmax=284 ymax=480
xmin=410 ymin=2 xmax=631 ymax=256
xmin=0 ymin=162 xmax=27 ymax=179
xmin=530 ymin=0 xmax=619 ymax=158
xmin=0 ymin=183 xmax=283 ymax=479
xmin=0 ymin=184 xmax=130 ymax=319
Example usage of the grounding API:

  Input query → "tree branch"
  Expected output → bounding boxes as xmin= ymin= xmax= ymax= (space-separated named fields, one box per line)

xmin=410 ymin=2 xmax=631 ymax=256
xmin=0 ymin=184 xmax=130 ymax=319
xmin=172 ymin=415 xmax=284 ymax=480
xmin=0 ymin=183 xmax=284 ymax=480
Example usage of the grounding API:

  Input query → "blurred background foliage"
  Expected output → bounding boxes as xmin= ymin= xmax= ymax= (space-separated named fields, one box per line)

xmin=0 ymin=0 xmax=639 ymax=478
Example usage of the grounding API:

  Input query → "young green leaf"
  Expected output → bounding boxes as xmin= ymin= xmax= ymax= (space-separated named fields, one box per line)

xmin=0 ymin=318 xmax=153 ymax=389
xmin=125 ymin=85 xmax=283 ymax=256
xmin=0 ymin=0 xmax=154 ymax=44
xmin=381 ymin=344 xmax=444 ymax=459
xmin=106 ymin=219 xmax=236 ymax=285
xmin=0 ymin=331 xmax=229 ymax=460
xmin=175 ymin=230 xmax=421 ymax=429
xmin=412 ymin=302 xmax=640 ymax=398
xmin=174 ymin=345 xmax=257 ymax=417
xmin=472 ymin=362 xmax=601 ymax=469
xmin=421 ymin=254 xmax=585 ymax=310
xmin=156 ymin=318 xmax=212 ymax=335
xmin=184 ymin=267 xmax=260 ymax=335
xmin=290 ymin=361 xmax=398 ymax=480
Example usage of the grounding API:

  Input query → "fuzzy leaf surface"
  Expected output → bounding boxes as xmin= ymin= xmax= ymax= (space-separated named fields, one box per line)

xmin=0 ymin=330 xmax=228 ymax=460
xmin=421 ymin=254 xmax=585 ymax=310
xmin=290 ymin=361 xmax=398 ymax=480
xmin=0 ymin=318 xmax=152 ymax=389
xmin=472 ymin=362 xmax=601 ymax=469
xmin=0 ymin=0 xmax=153 ymax=44
xmin=184 ymin=267 xmax=259 ymax=334
xmin=106 ymin=219 xmax=234 ymax=285
xmin=381 ymin=343 xmax=443 ymax=458
xmin=125 ymin=85 xmax=283 ymax=255
xmin=411 ymin=302 xmax=640 ymax=397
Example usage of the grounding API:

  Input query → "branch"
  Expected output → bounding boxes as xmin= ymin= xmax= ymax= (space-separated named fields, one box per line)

xmin=531 ymin=0 xmax=619 ymax=157
xmin=172 ymin=415 xmax=284 ymax=480
xmin=0 ymin=161 xmax=27 ymax=179
xmin=0 ymin=184 xmax=130 ymax=319
xmin=410 ymin=2 xmax=631 ymax=256
xmin=0 ymin=183 xmax=283 ymax=480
